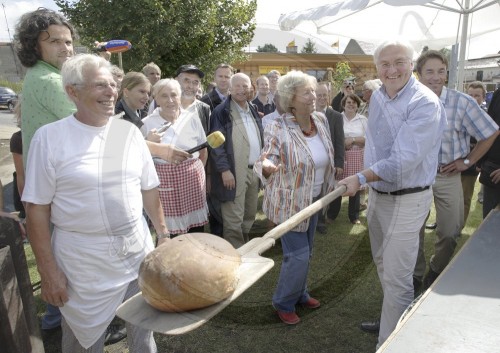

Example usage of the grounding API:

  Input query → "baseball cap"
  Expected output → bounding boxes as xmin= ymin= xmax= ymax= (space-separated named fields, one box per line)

xmin=175 ymin=64 xmax=205 ymax=78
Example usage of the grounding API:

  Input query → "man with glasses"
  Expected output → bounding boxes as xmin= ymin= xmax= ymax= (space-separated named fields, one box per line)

xmin=359 ymin=79 xmax=382 ymax=117
xmin=339 ymin=40 xmax=446 ymax=349
xmin=175 ymin=64 xmax=211 ymax=134
xmin=315 ymin=82 xmax=345 ymax=234
xmin=23 ymin=54 xmax=166 ymax=352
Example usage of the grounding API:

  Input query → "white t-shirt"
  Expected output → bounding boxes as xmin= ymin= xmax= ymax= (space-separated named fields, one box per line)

xmin=23 ymin=115 xmax=159 ymax=348
xmin=305 ymin=133 xmax=329 ymax=197
xmin=141 ymin=107 xmax=207 ymax=161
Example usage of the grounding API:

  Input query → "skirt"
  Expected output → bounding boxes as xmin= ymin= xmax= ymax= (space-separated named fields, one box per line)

xmin=155 ymin=158 xmax=209 ymax=234
xmin=336 ymin=146 xmax=364 ymax=180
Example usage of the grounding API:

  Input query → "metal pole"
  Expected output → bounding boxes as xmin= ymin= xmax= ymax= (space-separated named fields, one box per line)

xmin=457 ymin=0 xmax=471 ymax=92
xmin=118 ymin=52 xmax=123 ymax=70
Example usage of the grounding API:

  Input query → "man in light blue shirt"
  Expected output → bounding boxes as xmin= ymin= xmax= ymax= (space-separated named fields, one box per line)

xmin=339 ymin=39 xmax=446 ymax=348
xmin=414 ymin=50 xmax=499 ymax=289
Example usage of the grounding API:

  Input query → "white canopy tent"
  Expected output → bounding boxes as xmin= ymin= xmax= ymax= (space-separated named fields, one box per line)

xmin=278 ymin=0 xmax=500 ymax=90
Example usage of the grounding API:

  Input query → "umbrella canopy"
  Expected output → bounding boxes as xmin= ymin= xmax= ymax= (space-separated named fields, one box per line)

xmin=278 ymin=0 xmax=500 ymax=89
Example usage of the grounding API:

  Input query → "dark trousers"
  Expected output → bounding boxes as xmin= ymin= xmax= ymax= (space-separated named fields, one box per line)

xmin=207 ymin=194 xmax=223 ymax=236
xmin=326 ymin=191 xmax=361 ymax=222
xmin=483 ymin=185 xmax=500 ymax=219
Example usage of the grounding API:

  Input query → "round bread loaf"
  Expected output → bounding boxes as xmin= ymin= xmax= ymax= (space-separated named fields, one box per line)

xmin=139 ymin=233 xmax=241 ymax=312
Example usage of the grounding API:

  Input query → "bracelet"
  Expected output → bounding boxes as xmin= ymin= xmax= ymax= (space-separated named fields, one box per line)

xmin=157 ymin=233 xmax=171 ymax=239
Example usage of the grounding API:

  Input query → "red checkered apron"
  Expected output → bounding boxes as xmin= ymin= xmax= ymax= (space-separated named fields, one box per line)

xmin=155 ymin=158 xmax=208 ymax=234
xmin=336 ymin=146 xmax=364 ymax=180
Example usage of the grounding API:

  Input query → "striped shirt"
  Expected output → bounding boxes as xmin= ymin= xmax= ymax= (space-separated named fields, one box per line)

xmin=366 ymin=76 xmax=447 ymax=192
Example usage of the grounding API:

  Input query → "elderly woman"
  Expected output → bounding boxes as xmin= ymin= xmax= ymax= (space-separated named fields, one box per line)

xmin=141 ymin=79 xmax=208 ymax=236
xmin=115 ymin=72 xmax=151 ymax=128
xmin=22 ymin=54 xmax=167 ymax=352
xmin=254 ymin=71 xmax=336 ymax=325
xmin=329 ymin=93 xmax=368 ymax=224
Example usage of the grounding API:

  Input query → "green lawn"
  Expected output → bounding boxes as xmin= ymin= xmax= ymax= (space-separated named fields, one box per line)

xmin=25 ymin=184 xmax=483 ymax=353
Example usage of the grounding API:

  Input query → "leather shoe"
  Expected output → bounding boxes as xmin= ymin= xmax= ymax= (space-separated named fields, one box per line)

xmin=423 ymin=268 xmax=440 ymax=289
xmin=360 ymin=319 xmax=380 ymax=334
xmin=104 ymin=324 xmax=127 ymax=345
xmin=413 ymin=276 xmax=423 ymax=298
xmin=425 ymin=222 xmax=437 ymax=230
xmin=351 ymin=219 xmax=361 ymax=225
xmin=276 ymin=310 xmax=300 ymax=325
xmin=301 ymin=297 xmax=320 ymax=309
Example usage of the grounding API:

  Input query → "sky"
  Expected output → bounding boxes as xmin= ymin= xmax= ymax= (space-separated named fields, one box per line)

xmin=1 ymin=0 xmax=497 ymax=58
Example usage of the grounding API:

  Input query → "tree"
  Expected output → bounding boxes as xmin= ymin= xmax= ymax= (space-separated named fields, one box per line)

xmin=55 ymin=0 xmax=257 ymax=78
xmin=301 ymin=39 xmax=317 ymax=54
xmin=256 ymin=43 xmax=279 ymax=53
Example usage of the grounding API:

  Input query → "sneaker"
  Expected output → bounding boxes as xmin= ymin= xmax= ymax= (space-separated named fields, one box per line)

xmin=104 ymin=324 xmax=127 ymax=345
xmin=301 ymin=297 xmax=320 ymax=309
xmin=276 ymin=310 xmax=300 ymax=325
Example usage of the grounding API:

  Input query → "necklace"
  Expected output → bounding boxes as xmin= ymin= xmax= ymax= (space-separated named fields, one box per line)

xmin=301 ymin=116 xmax=316 ymax=137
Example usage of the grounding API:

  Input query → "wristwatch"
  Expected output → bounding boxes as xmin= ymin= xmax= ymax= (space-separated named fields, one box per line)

xmin=157 ymin=233 xmax=171 ymax=239
xmin=356 ymin=172 xmax=367 ymax=186
xmin=463 ymin=158 xmax=470 ymax=166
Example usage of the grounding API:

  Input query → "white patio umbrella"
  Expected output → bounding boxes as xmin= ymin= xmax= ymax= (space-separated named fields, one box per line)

xmin=278 ymin=0 xmax=500 ymax=90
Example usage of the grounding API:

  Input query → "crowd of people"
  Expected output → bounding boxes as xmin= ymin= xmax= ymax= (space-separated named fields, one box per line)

xmin=3 ymin=6 xmax=499 ymax=353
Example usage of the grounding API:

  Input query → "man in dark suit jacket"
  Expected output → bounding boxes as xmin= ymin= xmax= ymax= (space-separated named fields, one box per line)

xmin=316 ymin=82 xmax=345 ymax=233
xmin=200 ymin=63 xmax=233 ymax=112
xmin=200 ymin=64 xmax=234 ymax=236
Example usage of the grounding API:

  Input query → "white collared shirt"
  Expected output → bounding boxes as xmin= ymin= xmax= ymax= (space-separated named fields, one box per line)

xmin=235 ymin=102 xmax=261 ymax=165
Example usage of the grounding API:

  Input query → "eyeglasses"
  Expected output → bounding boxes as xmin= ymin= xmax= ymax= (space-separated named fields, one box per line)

xmin=74 ymin=81 xmax=117 ymax=91
xmin=378 ymin=60 xmax=410 ymax=71
xmin=181 ymin=78 xmax=200 ymax=86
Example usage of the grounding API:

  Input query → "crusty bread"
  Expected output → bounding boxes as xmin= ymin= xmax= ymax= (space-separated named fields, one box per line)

xmin=139 ymin=233 xmax=241 ymax=312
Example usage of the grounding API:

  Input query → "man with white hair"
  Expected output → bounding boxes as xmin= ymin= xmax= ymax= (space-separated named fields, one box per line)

xmin=359 ymin=79 xmax=382 ymax=117
xmin=339 ymin=39 xmax=446 ymax=348
xmin=209 ymin=73 xmax=264 ymax=248
xmin=23 ymin=54 xmax=167 ymax=352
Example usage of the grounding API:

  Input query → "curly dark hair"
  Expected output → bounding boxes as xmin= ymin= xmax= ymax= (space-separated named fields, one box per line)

xmin=14 ymin=8 xmax=76 ymax=68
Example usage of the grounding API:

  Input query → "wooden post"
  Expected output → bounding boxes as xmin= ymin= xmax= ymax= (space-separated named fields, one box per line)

xmin=0 ymin=245 xmax=31 ymax=353
xmin=0 ymin=217 xmax=44 ymax=352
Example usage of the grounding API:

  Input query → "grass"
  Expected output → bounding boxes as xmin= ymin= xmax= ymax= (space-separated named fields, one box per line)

xmin=25 ymin=184 xmax=483 ymax=353
xmin=0 ymin=78 xmax=23 ymax=93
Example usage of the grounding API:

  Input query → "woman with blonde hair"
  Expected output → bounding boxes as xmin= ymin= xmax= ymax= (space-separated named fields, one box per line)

xmin=254 ymin=70 xmax=336 ymax=325
xmin=115 ymin=72 xmax=151 ymax=128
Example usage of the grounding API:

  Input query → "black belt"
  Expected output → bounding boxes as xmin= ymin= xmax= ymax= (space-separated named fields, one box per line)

xmin=372 ymin=186 xmax=430 ymax=196
xmin=248 ymin=164 xmax=254 ymax=169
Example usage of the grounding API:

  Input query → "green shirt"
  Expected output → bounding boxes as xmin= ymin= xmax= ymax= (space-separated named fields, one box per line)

xmin=21 ymin=60 xmax=76 ymax=164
